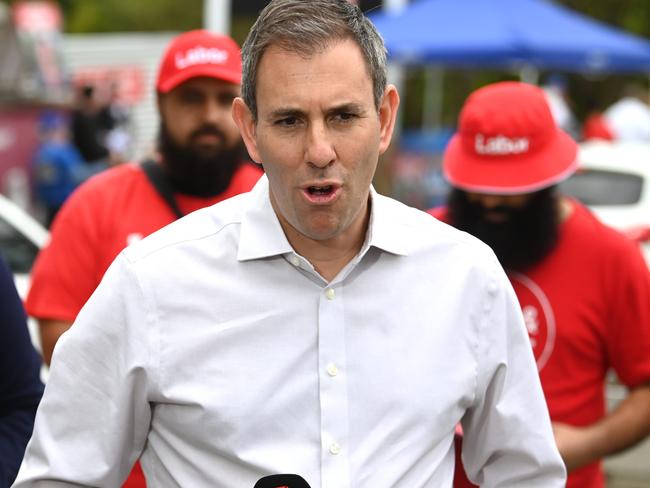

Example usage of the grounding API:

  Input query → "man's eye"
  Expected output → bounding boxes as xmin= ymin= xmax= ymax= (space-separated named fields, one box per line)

xmin=334 ymin=112 xmax=357 ymax=122
xmin=218 ymin=94 xmax=236 ymax=106
xmin=180 ymin=92 xmax=202 ymax=104
xmin=276 ymin=117 xmax=298 ymax=127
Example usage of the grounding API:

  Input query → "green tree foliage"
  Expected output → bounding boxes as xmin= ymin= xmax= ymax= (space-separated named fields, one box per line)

xmin=62 ymin=0 xmax=203 ymax=33
xmin=561 ymin=0 xmax=650 ymax=38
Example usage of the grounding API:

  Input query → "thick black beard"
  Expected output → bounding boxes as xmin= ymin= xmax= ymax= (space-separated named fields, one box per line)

xmin=447 ymin=187 xmax=560 ymax=271
xmin=158 ymin=122 xmax=243 ymax=197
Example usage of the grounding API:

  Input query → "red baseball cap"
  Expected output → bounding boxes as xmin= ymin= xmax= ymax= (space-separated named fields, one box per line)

xmin=443 ymin=81 xmax=578 ymax=195
xmin=156 ymin=30 xmax=242 ymax=93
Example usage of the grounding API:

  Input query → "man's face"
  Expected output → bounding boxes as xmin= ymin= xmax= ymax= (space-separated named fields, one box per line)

xmin=448 ymin=188 xmax=560 ymax=271
xmin=234 ymin=39 xmax=398 ymax=246
xmin=159 ymin=76 xmax=241 ymax=155
xmin=157 ymin=77 xmax=244 ymax=196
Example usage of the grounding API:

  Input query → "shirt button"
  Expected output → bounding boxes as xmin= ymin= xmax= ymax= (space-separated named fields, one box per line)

xmin=329 ymin=442 xmax=341 ymax=455
xmin=326 ymin=364 xmax=339 ymax=377
xmin=487 ymin=281 xmax=498 ymax=294
xmin=325 ymin=288 xmax=336 ymax=300
xmin=290 ymin=255 xmax=300 ymax=266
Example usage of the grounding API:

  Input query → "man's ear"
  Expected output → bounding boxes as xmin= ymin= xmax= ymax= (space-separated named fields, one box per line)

xmin=232 ymin=98 xmax=262 ymax=164
xmin=378 ymin=84 xmax=400 ymax=155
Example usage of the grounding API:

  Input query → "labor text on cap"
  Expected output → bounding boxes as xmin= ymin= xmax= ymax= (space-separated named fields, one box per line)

xmin=475 ymin=134 xmax=530 ymax=156
xmin=175 ymin=45 xmax=229 ymax=70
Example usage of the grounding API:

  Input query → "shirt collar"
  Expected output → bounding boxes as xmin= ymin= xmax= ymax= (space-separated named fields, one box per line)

xmin=237 ymin=175 xmax=409 ymax=261
xmin=237 ymin=175 xmax=294 ymax=261
xmin=365 ymin=187 xmax=409 ymax=257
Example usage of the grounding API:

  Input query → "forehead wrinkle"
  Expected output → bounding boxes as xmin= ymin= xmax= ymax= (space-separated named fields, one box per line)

xmin=256 ymin=40 xmax=374 ymax=117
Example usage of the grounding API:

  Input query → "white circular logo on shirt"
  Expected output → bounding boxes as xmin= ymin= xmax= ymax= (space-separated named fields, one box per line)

xmin=509 ymin=272 xmax=556 ymax=371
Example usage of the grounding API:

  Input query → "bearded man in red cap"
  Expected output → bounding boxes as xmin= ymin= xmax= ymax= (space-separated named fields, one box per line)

xmin=24 ymin=30 xmax=262 ymax=487
xmin=431 ymin=81 xmax=650 ymax=488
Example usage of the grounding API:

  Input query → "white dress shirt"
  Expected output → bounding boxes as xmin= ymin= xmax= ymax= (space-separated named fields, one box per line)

xmin=14 ymin=176 xmax=565 ymax=487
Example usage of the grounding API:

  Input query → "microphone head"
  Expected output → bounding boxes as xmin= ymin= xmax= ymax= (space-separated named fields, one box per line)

xmin=253 ymin=474 xmax=312 ymax=488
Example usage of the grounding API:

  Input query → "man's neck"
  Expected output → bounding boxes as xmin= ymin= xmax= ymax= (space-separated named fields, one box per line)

xmin=280 ymin=205 xmax=370 ymax=283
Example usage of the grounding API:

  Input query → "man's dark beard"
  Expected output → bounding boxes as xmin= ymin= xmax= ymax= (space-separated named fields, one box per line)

xmin=158 ymin=122 xmax=242 ymax=197
xmin=447 ymin=187 xmax=560 ymax=271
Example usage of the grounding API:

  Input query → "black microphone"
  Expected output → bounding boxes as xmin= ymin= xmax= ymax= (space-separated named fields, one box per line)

xmin=253 ymin=474 xmax=312 ymax=488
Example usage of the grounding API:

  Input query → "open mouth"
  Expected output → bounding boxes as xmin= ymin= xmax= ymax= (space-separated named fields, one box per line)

xmin=307 ymin=185 xmax=334 ymax=196
xmin=302 ymin=183 xmax=340 ymax=204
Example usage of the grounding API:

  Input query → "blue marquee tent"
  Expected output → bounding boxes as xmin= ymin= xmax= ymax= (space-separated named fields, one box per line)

xmin=369 ymin=0 xmax=650 ymax=72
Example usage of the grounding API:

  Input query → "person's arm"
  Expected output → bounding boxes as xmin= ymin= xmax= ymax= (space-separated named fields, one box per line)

xmin=38 ymin=319 xmax=73 ymax=366
xmin=0 ymin=258 xmax=44 ymax=486
xmin=555 ymin=233 xmax=650 ymax=472
xmin=25 ymin=179 xmax=107 ymax=364
xmin=460 ymin=259 xmax=566 ymax=487
xmin=13 ymin=254 xmax=152 ymax=486
xmin=553 ymin=383 xmax=650 ymax=471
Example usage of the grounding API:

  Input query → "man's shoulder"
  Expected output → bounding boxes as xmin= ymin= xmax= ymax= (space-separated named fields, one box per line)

xmin=122 ymin=191 xmax=249 ymax=264
xmin=568 ymin=200 xmax=636 ymax=246
xmin=378 ymin=195 xmax=497 ymax=262
xmin=565 ymin=200 xmax=647 ymax=266
xmin=79 ymin=162 xmax=145 ymax=190
xmin=61 ymin=163 xmax=146 ymax=208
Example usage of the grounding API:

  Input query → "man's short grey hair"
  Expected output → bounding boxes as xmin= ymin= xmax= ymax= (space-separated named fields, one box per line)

xmin=241 ymin=0 xmax=388 ymax=120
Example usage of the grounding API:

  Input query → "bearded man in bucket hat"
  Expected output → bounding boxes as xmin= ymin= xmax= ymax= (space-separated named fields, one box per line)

xmin=430 ymin=81 xmax=650 ymax=488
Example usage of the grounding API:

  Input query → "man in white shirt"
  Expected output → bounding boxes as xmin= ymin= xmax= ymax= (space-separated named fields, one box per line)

xmin=13 ymin=1 xmax=566 ymax=486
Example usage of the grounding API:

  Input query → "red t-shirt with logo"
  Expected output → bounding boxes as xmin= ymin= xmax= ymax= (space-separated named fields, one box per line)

xmin=26 ymin=162 xmax=262 ymax=323
xmin=430 ymin=200 xmax=650 ymax=488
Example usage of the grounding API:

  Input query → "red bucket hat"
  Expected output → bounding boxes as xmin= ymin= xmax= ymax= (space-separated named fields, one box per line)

xmin=443 ymin=81 xmax=578 ymax=195
xmin=156 ymin=30 xmax=242 ymax=93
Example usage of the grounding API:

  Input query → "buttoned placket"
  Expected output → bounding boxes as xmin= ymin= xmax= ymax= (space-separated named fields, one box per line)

xmin=317 ymin=279 xmax=351 ymax=488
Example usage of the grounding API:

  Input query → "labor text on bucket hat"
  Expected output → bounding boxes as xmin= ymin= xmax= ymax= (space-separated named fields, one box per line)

xmin=156 ymin=30 xmax=242 ymax=93
xmin=443 ymin=81 xmax=578 ymax=195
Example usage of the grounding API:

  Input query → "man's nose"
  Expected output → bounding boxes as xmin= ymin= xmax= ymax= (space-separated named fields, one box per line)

xmin=475 ymin=194 xmax=506 ymax=209
xmin=203 ymin=99 xmax=226 ymax=125
xmin=304 ymin=122 xmax=336 ymax=168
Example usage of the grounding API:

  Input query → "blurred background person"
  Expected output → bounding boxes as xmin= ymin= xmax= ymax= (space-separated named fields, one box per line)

xmin=581 ymin=95 xmax=615 ymax=142
xmin=71 ymin=84 xmax=112 ymax=174
xmin=431 ymin=81 xmax=650 ymax=488
xmin=23 ymin=29 xmax=262 ymax=488
xmin=603 ymin=82 xmax=650 ymax=142
xmin=542 ymin=73 xmax=580 ymax=140
xmin=0 ymin=255 xmax=44 ymax=487
xmin=103 ymin=79 xmax=133 ymax=166
xmin=31 ymin=111 xmax=86 ymax=227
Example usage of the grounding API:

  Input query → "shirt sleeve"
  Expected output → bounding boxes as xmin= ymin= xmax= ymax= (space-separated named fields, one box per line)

xmin=606 ymin=238 xmax=650 ymax=388
xmin=25 ymin=181 xmax=106 ymax=323
xmin=460 ymin=259 xmax=567 ymax=487
xmin=0 ymin=257 xmax=44 ymax=487
xmin=13 ymin=253 xmax=154 ymax=487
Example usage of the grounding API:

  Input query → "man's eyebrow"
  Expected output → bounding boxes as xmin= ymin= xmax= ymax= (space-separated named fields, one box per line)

xmin=267 ymin=108 xmax=305 ymax=121
xmin=326 ymin=102 xmax=365 ymax=115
